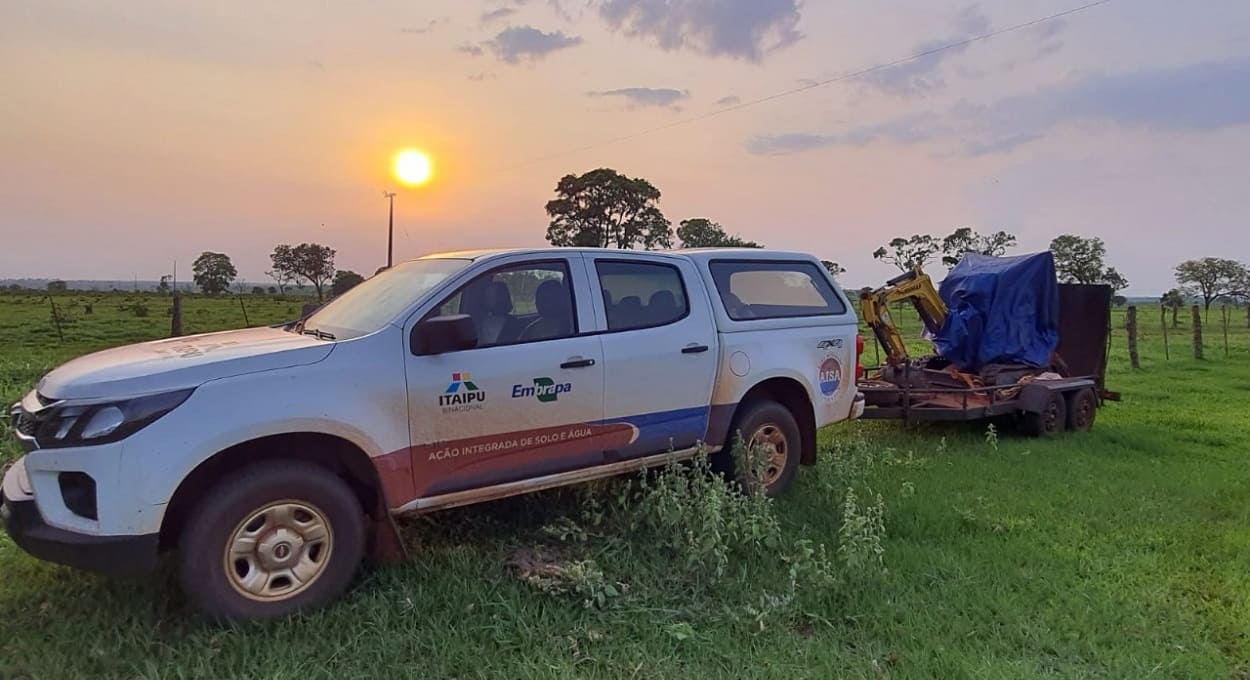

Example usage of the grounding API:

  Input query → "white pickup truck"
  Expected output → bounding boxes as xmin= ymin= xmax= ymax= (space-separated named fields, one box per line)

xmin=4 ymin=248 xmax=864 ymax=621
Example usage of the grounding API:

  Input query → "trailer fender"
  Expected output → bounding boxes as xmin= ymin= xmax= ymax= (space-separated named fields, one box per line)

xmin=1018 ymin=383 xmax=1056 ymax=414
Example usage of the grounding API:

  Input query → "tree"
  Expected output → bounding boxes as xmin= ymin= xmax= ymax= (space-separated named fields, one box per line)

xmin=191 ymin=252 xmax=236 ymax=295
xmin=331 ymin=270 xmax=365 ymax=297
xmin=1112 ymin=295 xmax=1127 ymax=308
xmin=1160 ymin=288 xmax=1185 ymax=328
xmin=267 ymin=245 xmax=302 ymax=295
xmin=1174 ymin=257 xmax=1250 ymax=312
xmin=157 ymin=275 xmax=171 ymax=294
xmin=545 ymin=168 xmax=673 ymax=249
xmin=873 ymin=234 xmax=939 ymax=271
xmin=676 ymin=218 xmax=761 ymax=248
xmin=270 ymin=243 xmax=336 ymax=300
xmin=290 ymin=243 xmax=336 ymax=301
xmin=939 ymin=227 xmax=1017 ymax=267
xmin=251 ymin=286 xmax=265 ymax=295
xmin=1048 ymin=235 xmax=1128 ymax=291
xmin=821 ymin=261 xmax=845 ymax=279
xmin=46 ymin=280 xmax=67 ymax=292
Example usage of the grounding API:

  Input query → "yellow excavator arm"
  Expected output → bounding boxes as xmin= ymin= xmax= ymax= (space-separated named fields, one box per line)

xmin=860 ymin=268 xmax=948 ymax=366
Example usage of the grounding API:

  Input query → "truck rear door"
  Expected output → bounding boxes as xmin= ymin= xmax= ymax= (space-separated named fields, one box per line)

xmin=586 ymin=255 xmax=718 ymax=458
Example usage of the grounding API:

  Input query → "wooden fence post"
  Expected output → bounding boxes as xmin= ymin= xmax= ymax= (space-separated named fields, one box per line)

xmin=1221 ymin=305 xmax=1230 ymax=358
xmin=238 ymin=295 xmax=250 ymax=327
xmin=1192 ymin=305 xmax=1203 ymax=360
xmin=1126 ymin=305 xmax=1140 ymax=368
xmin=170 ymin=291 xmax=183 ymax=337
xmin=1160 ymin=306 xmax=1169 ymax=360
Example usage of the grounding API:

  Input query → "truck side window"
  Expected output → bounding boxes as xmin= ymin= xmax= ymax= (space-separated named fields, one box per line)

xmin=596 ymin=260 xmax=688 ymax=331
xmin=708 ymin=261 xmax=847 ymax=320
xmin=428 ymin=261 xmax=577 ymax=347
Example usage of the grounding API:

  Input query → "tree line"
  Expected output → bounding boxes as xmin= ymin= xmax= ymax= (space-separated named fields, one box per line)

xmin=542 ymin=167 xmax=1250 ymax=312
xmin=190 ymin=244 xmax=365 ymax=300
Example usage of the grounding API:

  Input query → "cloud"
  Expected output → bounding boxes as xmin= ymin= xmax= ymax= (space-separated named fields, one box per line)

xmin=485 ymin=25 xmax=582 ymax=63
xmin=400 ymin=18 xmax=447 ymax=34
xmin=857 ymin=5 xmax=990 ymax=97
xmin=594 ymin=0 xmax=802 ymax=62
xmin=715 ymin=95 xmax=741 ymax=107
xmin=746 ymin=113 xmax=948 ymax=156
xmin=467 ymin=72 xmax=497 ymax=81
xmin=955 ymin=56 xmax=1250 ymax=155
xmin=750 ymin=57 xmax=1250 ymax=157
xmin=456 ymin=43 xmax=485 ymax=57
xmin=746 ymin=132 xmax=836 ymax=156
xmin=481 ymin=7 xmax=516 ymax=24
xmin=588 ymin=87 xmax=690 ymax=108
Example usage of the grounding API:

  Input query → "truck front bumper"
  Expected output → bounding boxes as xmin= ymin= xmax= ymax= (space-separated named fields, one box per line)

xmin=1 ymin=491 xmax=158 ymax=576
xmin=1 ymin=459 xmax=159 ymax=577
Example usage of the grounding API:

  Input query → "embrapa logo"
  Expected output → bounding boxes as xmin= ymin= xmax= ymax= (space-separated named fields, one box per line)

xmin=512 ymin=377 xmax=572 ymax=403
xmin=440 ymin=371 xmax=486 ymax=411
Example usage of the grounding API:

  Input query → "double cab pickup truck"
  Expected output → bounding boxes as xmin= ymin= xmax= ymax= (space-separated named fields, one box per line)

xmin=4 ymin=248 xmax=865 ymax=621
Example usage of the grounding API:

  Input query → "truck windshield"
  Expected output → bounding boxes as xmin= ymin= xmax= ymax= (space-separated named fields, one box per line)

xmin=301 ymin=259 xmax=469 ymax=339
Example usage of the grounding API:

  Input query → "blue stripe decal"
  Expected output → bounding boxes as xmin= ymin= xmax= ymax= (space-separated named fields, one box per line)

xmin=595 ymin=406 xmax=711 ymax=452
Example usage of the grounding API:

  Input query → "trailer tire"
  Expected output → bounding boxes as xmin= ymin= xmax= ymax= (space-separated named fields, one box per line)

xmin=1066 ymin=388 xmax=1097 ymax=432
xmin=178 ymin=460 xmax=365 ymax=623
xmin=1021 ymin=391 xmax=1066 ymax=438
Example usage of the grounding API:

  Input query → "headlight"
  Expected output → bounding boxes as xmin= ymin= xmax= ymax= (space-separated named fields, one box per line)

xmin=34 ymin=389 xmax=193 ymax=448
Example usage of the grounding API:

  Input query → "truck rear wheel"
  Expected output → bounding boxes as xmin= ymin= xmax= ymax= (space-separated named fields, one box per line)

xmin=1066 ymin=388 xmax=1097 ymax=432
xmin=1021 ymin=391 xmax=1066 ymax=438
xmin=726 ymin=400 xmax=801 ymax=497
xmin=178 ymin=460 xmax=365 ymax=623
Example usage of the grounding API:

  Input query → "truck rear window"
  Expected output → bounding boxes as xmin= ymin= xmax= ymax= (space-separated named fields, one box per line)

xmin=708 ymin=260 xmax=847 ymax=320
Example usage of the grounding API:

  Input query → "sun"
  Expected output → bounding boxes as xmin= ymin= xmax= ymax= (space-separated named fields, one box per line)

xmin=394 ymin=149 xmax=433 ymax=186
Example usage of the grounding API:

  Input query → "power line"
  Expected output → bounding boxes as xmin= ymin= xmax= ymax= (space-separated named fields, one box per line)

xmin=491 ymin=0 xmax=1114 ymax=173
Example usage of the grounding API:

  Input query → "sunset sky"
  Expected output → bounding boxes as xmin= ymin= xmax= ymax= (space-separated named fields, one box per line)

xmin=2 ymin=0 xmax=1248 ymax=294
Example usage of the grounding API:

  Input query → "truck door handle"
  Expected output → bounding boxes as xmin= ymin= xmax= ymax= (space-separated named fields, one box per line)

xmin=561 ymin=358 xmax=596 ymax=369
xmin=681 ymin=344 xmax=710 ymax=354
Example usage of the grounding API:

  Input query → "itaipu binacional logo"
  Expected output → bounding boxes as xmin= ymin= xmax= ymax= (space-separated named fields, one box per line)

xmin=440 ymin=371 xmax=486 ymax=411
xmin=512 ymin=377 xmax=572 ymax=403
xmin=818 ymin=356 xmax=842 ymax=398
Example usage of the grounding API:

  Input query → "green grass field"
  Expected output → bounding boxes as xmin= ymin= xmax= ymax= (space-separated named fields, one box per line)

xmin=1 ymin=292 xmax=1248 ymax=679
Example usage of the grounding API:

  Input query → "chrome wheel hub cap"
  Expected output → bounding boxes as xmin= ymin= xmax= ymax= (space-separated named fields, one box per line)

xmin=224 ymin=501 xmax=333 ymax=602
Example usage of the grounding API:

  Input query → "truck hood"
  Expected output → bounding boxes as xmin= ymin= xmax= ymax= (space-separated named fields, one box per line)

xmin=37 ymin=327 xmax=335 ymax=401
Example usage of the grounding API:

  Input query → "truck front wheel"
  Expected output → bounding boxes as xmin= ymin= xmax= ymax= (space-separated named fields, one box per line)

xmin=726 ymin=400 xmax=801 ymax=497
xmin=177 ymin=460 xmax=366 ymax=623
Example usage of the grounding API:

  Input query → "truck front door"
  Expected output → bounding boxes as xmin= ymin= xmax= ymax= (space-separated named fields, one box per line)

xmin=403 ymin=256 xmax=617 ymax=498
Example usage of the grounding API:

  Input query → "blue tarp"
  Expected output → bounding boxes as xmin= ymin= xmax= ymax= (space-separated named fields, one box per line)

xmin=932 ymin=252 xmax=1060 ymax=371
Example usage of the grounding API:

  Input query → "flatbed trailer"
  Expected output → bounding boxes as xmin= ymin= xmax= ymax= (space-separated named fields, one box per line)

xmin=854 ymin=283 xmax=1116 ymax=436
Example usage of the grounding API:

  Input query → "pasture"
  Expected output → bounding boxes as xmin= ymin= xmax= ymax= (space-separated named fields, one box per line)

xmin=1 ymin=291 xmax=1248 ymax=678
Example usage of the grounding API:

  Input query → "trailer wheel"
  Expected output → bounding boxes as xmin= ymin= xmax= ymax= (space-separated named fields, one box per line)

xmin=1066 ymin=388 xmax=1097 ymax=432
xmin=178 ymin=460 xmax=365 ymax=623
xmin=1021 ymin=391 xmax=1066 ymax=438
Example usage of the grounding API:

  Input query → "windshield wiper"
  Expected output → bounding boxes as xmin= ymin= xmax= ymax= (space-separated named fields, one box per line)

xmin=301 ymin=328 xmax=337 ymax=341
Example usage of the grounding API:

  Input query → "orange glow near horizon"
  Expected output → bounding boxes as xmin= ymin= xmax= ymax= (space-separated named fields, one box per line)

xmin=394 ymin=149 xmax=433 ymax=187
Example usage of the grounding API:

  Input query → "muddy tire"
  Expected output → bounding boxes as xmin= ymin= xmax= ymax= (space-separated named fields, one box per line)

xmin=1066 ymin=388 xmax=1097 ymax=432
xmin=722 ymin=400 xmax=801 ymax=497
xmin=178 ymin=461 xmax=365 ymax=623
xmin=1021 ymin=391 xmax=1066 ymax=438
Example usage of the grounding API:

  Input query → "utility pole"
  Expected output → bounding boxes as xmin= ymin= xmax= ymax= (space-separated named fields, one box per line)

xmin=384 ymin=191 xmax=397 ymax=269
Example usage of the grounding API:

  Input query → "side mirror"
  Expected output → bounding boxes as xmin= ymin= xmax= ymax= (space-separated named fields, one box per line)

xmin=411 ymin=314 xmax=478 ymax=355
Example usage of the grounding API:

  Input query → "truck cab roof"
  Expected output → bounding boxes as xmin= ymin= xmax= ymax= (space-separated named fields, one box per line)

xmin=416 ymin=247 xmax=820 ymax=265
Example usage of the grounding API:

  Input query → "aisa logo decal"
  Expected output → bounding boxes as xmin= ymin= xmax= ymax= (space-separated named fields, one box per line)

xmin=440 ymin=371 xmax=486 ymax=412
xmin=512 ymin=377 xmax=572 ymax=403
xmin=818 ymin=356 xmax=842 ymax=398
